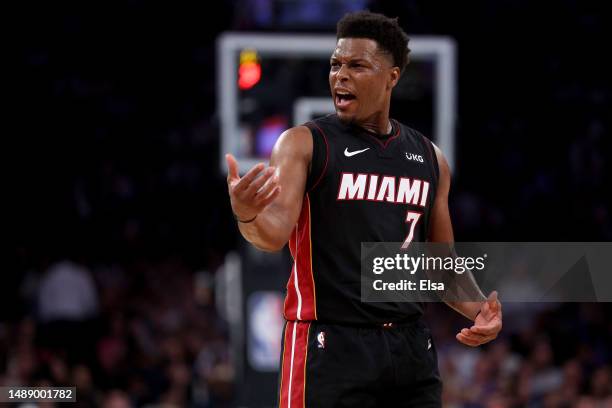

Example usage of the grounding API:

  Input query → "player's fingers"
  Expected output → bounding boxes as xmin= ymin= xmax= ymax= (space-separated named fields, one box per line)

xmin=462 ymin=333 xmax=495 ymax=346
xmin=469 ymin=323 xmax=499 ymax=336
xmin=458 ymin=330 xmax=483 ymax=345
xmin=245 ymin=167 xmax=276 ymax=196
xmin=235 ymin=163 xmax=265 ymax=191
xmin=456 ymin=332 xmax=480 ymax=347
xmin=256 ymin=186 xmax=281 ymax=208
xmin=226 ymin=154 xmax=240 ymax=182
xmin=459 ymin=329 xmax=494 ymax=346
xmin=468 ymin=327 xmax=495 ymax=338
xmin=254 ymin=174 xmax=279 ymax=201
xmin=488 ymin=291 xmax=500 ymax=311
xmin=461 ymin=328 xmax=489 ymax=342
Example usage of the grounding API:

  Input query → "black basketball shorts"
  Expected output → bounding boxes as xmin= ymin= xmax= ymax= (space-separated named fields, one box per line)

xmin=277 ymin=319 xmax=442 ymax=407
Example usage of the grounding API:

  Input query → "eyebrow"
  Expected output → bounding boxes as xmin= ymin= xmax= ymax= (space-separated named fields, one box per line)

xmin=330 ymin=57 xmax=369 ymax=64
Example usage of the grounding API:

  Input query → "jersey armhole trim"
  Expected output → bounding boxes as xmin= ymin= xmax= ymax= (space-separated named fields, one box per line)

xmin=307 ymin=121 xmax=329 ymax=193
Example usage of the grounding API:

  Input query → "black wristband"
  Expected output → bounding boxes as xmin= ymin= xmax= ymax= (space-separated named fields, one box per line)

xmin=234 ymin=213 xmax=257 ymax=223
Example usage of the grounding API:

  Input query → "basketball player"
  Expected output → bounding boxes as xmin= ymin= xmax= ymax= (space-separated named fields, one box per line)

xmin=226 ymin=11 xmax=502 ymax=407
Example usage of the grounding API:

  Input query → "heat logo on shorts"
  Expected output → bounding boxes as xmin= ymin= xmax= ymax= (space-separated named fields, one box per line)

xmin=317 ymin=331 xmax=326 ymax=349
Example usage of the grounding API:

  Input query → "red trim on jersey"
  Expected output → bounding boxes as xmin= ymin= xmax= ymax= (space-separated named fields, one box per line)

xmin=309 ymin=122 xmax=329 ymax=192
xmin=279 ymin=321 xmax=310 ymax=408
xmin=284 ymin=194 xmax=317 ymax=321
xmin=278 ymin=321 xmax=288 ymax=406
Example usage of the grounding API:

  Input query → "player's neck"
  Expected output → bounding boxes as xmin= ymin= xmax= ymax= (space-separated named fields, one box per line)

xmin=358 ymin=116 xmax=392 ymax=135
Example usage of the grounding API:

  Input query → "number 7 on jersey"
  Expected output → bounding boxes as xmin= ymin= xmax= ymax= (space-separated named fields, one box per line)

xmin=401 ymin=211 xmax=422 ymax=249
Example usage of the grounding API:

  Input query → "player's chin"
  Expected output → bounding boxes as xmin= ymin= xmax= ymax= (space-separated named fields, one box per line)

xmin=335 ymin=108 xmax=357 ymax=124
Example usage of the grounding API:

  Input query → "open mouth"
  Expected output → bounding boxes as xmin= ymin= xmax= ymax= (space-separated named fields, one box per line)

xmin=335 ymin=91 xmax=356 ymax=109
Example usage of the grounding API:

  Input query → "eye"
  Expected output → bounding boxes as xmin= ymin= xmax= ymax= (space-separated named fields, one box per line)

xmin=330 ymin=61 xmax=340 ymax=68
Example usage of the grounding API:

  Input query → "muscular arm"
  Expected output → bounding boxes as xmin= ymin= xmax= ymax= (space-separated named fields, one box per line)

xmin=428 ymin=145 xmax=485 ymax=320
xmin=429 ymin=144 xmax=502 ymax=346
xmin=227 ymin=126 xmax=312 ymax=252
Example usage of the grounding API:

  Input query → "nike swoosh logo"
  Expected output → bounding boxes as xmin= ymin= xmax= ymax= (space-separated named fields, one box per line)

xmin=344 ymin=147 xmax=370 ymax=157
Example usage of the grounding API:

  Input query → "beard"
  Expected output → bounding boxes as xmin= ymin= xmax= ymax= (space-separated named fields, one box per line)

xmin=336 ymin=111 xmax=357 ymax=126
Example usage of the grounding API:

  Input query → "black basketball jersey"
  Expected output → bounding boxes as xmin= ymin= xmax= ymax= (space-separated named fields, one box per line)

xmin=283 ymin=114 xmax=439 ymax=325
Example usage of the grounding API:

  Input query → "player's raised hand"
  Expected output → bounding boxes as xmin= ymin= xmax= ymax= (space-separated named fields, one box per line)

xmin=456 ymin=291 xmax=502 ymax=347
xmin=226 ymin=153 xmax=281 ymax=222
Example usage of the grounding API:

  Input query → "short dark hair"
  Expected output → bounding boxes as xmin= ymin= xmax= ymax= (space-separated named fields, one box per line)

xmin=336 ymin=11 xmax=410 ymax=72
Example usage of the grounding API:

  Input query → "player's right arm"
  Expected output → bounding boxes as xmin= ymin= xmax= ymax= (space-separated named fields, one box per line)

xmin=225 ymin=126 xmax=312 ymax=252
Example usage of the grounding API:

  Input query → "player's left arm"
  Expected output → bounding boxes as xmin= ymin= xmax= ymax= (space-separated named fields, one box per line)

xmin=428 ymin=144 xmax=503 ymax=347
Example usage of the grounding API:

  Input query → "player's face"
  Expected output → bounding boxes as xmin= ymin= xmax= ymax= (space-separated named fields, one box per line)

xmin=329 ymin=38 xmax=398 ymax=126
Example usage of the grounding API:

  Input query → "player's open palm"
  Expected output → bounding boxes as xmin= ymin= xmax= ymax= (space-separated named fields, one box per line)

xmin=456 ymin=291 xmax=502 ymax=347
xmin=226 ymin=153 xmax=281 ymax=221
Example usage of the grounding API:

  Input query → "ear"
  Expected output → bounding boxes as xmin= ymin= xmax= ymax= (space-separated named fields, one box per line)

xmin=388 ymin=67 xmax=401 ymax=90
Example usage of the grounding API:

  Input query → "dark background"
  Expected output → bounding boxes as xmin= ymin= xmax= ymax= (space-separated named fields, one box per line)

xmin=7 ymin=1 xmax=611 ymax=407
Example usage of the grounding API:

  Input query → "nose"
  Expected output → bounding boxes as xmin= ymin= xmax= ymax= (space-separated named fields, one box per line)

xmin=335 ymin=63 xmax=349 ymax=82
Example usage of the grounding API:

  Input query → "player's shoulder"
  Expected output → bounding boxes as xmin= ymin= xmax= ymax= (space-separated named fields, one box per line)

xmin=395 ymin=120 xmax=441 ymax=156
xmin=393 ymin=119 xmax=449 ymax=178
xmin=394 ymin=119 xmax=429 ymax=142
xmin=272 ymin=124 xmax=313 ymax=159
xmin=281 ymin=124 xmax=312 ymax=138
xmin=309 ymin=113 xmax=338 ymax=126
xmin=307 ymin=113 xmax=346 ymax=133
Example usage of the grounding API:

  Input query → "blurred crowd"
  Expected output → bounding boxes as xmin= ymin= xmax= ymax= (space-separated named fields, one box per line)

xmin=1 ymin=261 xmax=610 ymax=407
xmin=2 ymin=258 xmax=234 ymax=407
xmin=426 ymin=303 xmax=611 ymax=407
xmin=8 ymin=0 xmax=612 ymax=407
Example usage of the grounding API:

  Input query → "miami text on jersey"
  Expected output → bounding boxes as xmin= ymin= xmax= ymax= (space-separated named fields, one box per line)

xmin=336 ymin=172 xmax=430 ymax=207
